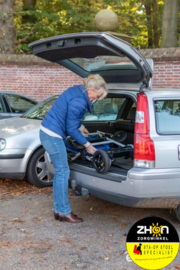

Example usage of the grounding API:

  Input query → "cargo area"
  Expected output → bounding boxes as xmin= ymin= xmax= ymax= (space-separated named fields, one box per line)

xmin=71 ymin=156 xmax=133 ymax=179
xmin=67 ymin=94 xmax=136 ymax=180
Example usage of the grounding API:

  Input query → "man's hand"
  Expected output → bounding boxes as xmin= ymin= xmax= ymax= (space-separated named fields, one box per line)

xmin=81 ymin=127 xmax=90 ymax=137
xmin=86 ymin=144 xmax=96 ymax=155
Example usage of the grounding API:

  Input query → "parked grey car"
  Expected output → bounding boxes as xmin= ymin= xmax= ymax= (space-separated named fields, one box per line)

xmin=0 ymin=95 xmax=58 ymax=187
xmin=0 ymin=92 xmax=38 ymax=119
xmin=29 ymin=32 xmax=180 ymax=221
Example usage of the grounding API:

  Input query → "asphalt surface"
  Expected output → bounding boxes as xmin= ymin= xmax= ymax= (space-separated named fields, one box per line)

xmin=0 ymin=179 xmax=180 ymax=270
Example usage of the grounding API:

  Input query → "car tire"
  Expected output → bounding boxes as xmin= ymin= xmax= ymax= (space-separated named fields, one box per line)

xmin=175 ymin=204 xmax=180 ymax=222
xmin=93 ymin=150 xmax=111 ymax=174
xmin=26 ymin=147 xmax=53 ymax=188
xmin=113 ymin=130 xmax=127 ymax=143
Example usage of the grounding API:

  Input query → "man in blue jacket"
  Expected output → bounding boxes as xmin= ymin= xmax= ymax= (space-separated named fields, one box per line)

xmin=40 ymin=74 xmax=108 ymax=223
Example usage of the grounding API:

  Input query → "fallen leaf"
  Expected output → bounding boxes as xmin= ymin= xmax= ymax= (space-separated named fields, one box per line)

xmin=0 ymin=179 xmax=53 ymax=199
xmin=114 ymin=215 xmax=119 ymax=218
xmin=20 ymin=229 xmax=26 ymax=232
xmin=108 ymin=247 xmax=112 ymax=250
xmin=11 ymin=218 xmax=19 ymax=221
xmin=104 ymin=257 xmax=109 ymax=261
xmin=121 ymin=223 xmax=126 ymax=226
xmin=175 ymin=265 xmax=180 ymax=270
xmin=109 ymin=235 xmax=112 ymax=237
xmin=81 ymin=211 xmax=86 ymax=214
xmin=89 ymin=207 xmax=93 ymax=211
xmin=39 ymin=216 xmax=42 ymax=219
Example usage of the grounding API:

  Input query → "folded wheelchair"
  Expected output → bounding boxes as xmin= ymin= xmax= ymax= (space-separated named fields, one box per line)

xmin=65 ymin=131 xmax=134 ymax=174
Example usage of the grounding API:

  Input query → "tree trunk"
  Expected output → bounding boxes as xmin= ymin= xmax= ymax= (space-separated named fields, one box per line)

xmin=152 ymin=0 xmax=159 ymax=47
xmin=143 ymin=1 xmax=153 ymax=47
xmin=22 ymin=0 xmax=37 ymax=24
xmin=24 ymin=0 xmax=36 ymax=8
xmin=0 ymin=0 xmax=17 ymax=54
xmin=161 ymin=0 xmax=180 ymax=47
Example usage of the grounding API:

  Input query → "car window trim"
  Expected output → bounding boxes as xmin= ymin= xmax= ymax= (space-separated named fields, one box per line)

xmin=2 ymin=94 xmax=11 ymax=112
xmin=0 ymin=95 xmax=6 ymax=113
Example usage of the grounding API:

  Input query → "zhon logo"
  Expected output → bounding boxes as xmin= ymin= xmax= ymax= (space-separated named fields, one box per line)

xmin=126 ymin=217 xmax=179 ymax=270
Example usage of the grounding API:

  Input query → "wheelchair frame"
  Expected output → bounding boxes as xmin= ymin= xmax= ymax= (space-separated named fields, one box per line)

xmin=65 ymin=131 xmax=134 ymax=174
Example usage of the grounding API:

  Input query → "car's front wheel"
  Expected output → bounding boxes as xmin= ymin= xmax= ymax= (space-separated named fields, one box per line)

xmin=26 ymin=147 xmax=53 ymax=187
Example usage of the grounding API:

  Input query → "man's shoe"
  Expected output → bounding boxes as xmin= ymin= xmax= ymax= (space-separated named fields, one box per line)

xmin=58 ymin=212 xmax=83 ymax=223
xmin=54 ymin=212 xmax=78 ymax=220
xmin=54 ymin=212 xmax=59 ymax=220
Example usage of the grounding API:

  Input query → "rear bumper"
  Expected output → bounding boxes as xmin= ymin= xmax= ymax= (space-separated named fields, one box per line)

xmin=128 ymin=167 xmax=180 ymax=180
xmin=70 ymin=166 xmax=180 ymax=209
xmin=87 ymin=187 xmax=180 ymax=208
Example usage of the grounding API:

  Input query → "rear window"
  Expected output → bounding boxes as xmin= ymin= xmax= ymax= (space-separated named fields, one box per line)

xmin=155 ymin=100 xmax=180 ymax=134
xmin=69 ymin=56 xmax=141 ymax=83
xmin=70 ymin=57 xmax=137 ymax=72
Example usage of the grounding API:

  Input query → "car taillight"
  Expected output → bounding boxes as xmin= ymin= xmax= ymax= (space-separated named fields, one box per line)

xmin=134 ymin=92 xmax=155 ymax=168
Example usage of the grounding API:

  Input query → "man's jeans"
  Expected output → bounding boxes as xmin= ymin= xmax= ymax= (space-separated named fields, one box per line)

xmin=40 ymin=130 xmax=71 ymax=215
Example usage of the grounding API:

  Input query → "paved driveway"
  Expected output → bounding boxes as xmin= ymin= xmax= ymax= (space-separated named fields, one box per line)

xmin=0 ymin=179 xmax=180 ymax=270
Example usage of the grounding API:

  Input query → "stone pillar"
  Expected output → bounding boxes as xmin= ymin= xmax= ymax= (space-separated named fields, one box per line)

xmin=94 ymin=9 xmax=118 ymax=31
xmin=94 ymin=9 xmax=133 ymax=43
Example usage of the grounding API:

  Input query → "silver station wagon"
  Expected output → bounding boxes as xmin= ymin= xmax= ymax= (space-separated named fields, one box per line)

xmin=29 ymin=32 xmax=180 ymax=221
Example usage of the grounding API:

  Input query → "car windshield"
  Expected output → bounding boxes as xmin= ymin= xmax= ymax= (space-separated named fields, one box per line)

xmin=21 ymin=95 xmax=58 ymax=119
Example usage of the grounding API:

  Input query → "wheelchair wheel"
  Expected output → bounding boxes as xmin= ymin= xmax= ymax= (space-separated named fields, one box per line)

xmin=93 ymin=150 xmax=111 ymax=174
xmin=113 ymin=130 xmax=127 ymax=143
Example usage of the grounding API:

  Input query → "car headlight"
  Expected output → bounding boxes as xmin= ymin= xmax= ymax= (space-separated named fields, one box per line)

xmin=0 ymin=139 xmax=6 ymax=151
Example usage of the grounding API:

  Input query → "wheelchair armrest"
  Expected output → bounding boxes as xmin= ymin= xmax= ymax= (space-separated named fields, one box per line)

xmin=72 ymin=141 xmax=85 ymax=150
xmin=66 ymin=138 xmax=85 ymax=150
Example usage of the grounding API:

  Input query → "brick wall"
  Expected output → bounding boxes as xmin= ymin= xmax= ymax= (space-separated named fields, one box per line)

xmin=0 ymin=48 xmax=180 ymax=102
xmin=152 ymin=61 xmax=180 ymax=89
xmin=140 ymin=48 xmax=180 ymax=89
xmin=0 ymin=55 xmax=82 ymax=102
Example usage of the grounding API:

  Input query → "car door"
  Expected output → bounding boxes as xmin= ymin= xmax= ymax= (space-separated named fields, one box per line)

xmin=29 ymin=32 xmax=153 ymax=91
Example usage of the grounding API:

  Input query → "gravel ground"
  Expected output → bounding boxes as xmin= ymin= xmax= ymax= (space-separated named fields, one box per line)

xmin=0 ymin=179 xmax=180 ymax=270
